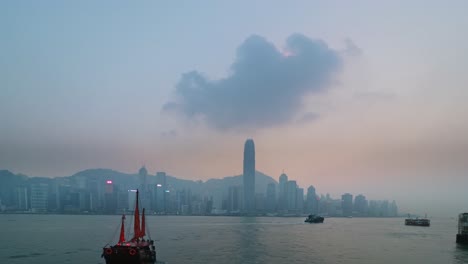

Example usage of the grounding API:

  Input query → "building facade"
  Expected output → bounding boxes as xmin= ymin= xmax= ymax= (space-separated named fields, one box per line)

xmin=243 ymin=139 xmax=255 ymax=214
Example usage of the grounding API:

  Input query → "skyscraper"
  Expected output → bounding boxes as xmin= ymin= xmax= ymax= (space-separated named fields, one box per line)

xmin=306 ymin=185 xmax=318 ymax=214
xmin=139 ymin=166 xmax=148 ymax=187
xmin=266 ymin=183 xmax=276 ymax=213
xmin=155 ymin=171 xmax=167 ymax=213
xmin=139 ymin=166 xmax=151 ymax=211
xmin=243 ymin=139 xmax=255 ymax=214
xmin=354 ymin=194 xmax=368 ymax=216
xmin=296 ymin=188 xmax=304 ymax=214
xmin=227 ymin=185 xmax=241 ymax=213
xmin=278 ymin=173 xmax=288 ymax=212
xmin=341 ymin=193 xmax=353 ymax=216
xmin=286 ymin=180 xmax=297 ymax=212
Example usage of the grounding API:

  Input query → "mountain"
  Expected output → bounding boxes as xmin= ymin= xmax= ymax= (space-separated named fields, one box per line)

xmin=202 ymin=171 xmax=277 ymax=195
xmin=69 ymin=168 xmax=278 ymax=196
xmin=1 ymin=168 xmax=279 ymax=200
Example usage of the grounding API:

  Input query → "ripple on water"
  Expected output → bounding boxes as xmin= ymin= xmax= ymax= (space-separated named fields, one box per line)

xmin=9 ymin=252 xmax=44 ymax=259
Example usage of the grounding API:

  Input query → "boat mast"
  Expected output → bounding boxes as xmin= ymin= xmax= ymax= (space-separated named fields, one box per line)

xmin=118 ymin=214 xmax=126 ymax=243
xmin=133 ymin=189 xmax=141 ymax=240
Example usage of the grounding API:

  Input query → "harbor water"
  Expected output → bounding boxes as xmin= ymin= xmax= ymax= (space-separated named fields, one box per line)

xmin=1 ymin=214 xmax=467 ymax=264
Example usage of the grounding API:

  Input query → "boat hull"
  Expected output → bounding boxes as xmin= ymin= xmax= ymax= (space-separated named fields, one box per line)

xmin=405 ymin=219 xmax=430 ymax=227
xmin=102 ymin=246 xmax=156 ymax=264
xmin=457 ymin=234 xmax=468 ymax=244
xmin=304 ymin=215 xmax=324 ymax=223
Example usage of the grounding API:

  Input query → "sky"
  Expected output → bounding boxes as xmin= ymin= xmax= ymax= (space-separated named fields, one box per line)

xmin=1 ymin=0 xmax=468 ymax=216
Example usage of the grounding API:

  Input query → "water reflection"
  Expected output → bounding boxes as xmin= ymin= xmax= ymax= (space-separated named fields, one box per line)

xmin=237 ymin=217 xmax=264 ymax=264
xmin=453 ymin=244 xmax=468 ymax=263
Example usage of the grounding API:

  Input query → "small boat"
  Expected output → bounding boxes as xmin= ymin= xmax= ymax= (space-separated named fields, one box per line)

xmin=456 ymin=213 xmax=468 ymax=244
xmin=405 ymin=214 xmax=430 ymax=227
xmin=305 ymin=214 xmax=324 ymax=223
xmin=102 ymin=190 xmax=157 ymax=264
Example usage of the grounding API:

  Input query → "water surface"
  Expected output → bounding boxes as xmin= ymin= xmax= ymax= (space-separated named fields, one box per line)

xmin=1 ymin=215 xmax=467 ymax=264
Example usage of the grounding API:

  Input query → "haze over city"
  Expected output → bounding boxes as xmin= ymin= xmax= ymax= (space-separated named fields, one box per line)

xmin=2 ymin=1 xmax=468 ymax=216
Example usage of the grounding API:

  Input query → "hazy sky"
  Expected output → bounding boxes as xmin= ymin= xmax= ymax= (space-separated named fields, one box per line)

xmin=1 ymin=1 xmax=468 ymax=215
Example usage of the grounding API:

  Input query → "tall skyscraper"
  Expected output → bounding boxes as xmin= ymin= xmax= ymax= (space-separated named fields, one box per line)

xmin=296 ymin=188 xmax=304 ymax=214
xmin=286 ymin=180 xmax=297 ymax=212
xmin=306 ymin=185 xmax=318 ymax=214
xmin=243 ymin=139 xmax=255 ymax=214
xmin=278 ymin=173 xmax=288 ymax=211
xmin=341 ymin=193 xmax=353 ymax=216
xmin=155 ymin=171 xmax=167 ymax=213
xmin=139 ymin=166 xmax=151 ymax=211
xmin=139 ymin=166 xmax=148 ymax=187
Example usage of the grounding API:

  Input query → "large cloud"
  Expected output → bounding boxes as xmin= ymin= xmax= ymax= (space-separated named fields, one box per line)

xmin=162 ymin=34 xmax=342 ymax=130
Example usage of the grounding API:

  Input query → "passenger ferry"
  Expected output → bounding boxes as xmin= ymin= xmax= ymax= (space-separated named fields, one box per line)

xmin=405 ymin=214 xmax=430 ymax=227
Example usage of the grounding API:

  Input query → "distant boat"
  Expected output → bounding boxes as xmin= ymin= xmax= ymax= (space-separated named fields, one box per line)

xmin=456 ymin=213 xmax=468 ymax=244
xmin=305 ymin=214 xmax=324 ymax=223
xmin=101 ymin=190 xmax=157 ymax=264
xmin=405 ymin=214 xmax=430 ymax=227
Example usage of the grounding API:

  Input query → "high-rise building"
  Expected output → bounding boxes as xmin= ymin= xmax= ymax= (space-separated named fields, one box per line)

xmin=227 ymin=185 xmax=241 ymax=213
xmin=286 ymin=180 xmax=297 ymax=212
xmin=30 ymin=183 xmax=49 ymax=213
xmin=104 ymin=180 xmax=117 ymax=213
xmin=243 ymin=139 xmax=255 ymax=214
xmin=341 ymin=193 xmax=353 ymax=216
xmin=139 ymin=166 xmax=148 ymax=186
xmin=266 ymin=183 xmax=276 ymax=213
xmin=138 ymin=166 xmax=152 ymax=211
xmin=296 ymin=188 xmax=304 ymax=214
xmin=381 ymin=200 xmax=389 ymax=217
xmin=15 ymin=186 xmax=29 ymax=210
xmin=354 ymin=194 xmax=368 ymax=215
xmin=306 ymin=185 xmax=318 ymax=214
xmin=155 ymin=171 xmax=167 ymax=213
xmin=255 ymin=193 xmax=265 ymax=212
xmin=278 ymin=173 xmax=288 ymax=211
xmin=389 ymin=200 xmax=398 ymax=217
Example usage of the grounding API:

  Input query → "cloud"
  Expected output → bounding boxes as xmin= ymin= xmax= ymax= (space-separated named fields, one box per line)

xmin=161 ymin=129 xmax=178 ymax=137
xmin=353 ymin=91 xmax=396 ymax=102
xmin=162 ymin=33 xmax=343 ymax=130
xmin=344 ymin=38 xmax=362 ymax=56
xmin=297 ymin=112 xmax=319 ymax=124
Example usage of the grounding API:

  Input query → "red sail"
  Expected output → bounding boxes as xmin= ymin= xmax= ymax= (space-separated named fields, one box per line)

xmin=133 ymin=190 xmax=141 ymax=240
xmin=141 ymin=208 xmax=146 ymax=237
xmin=118 ymin=214 xmax=126 ymax=243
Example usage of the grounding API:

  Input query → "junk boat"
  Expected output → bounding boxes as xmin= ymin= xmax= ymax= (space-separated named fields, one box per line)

xmin=456 ymin=213 xmax=468 ymax=244
xmin=305 ymin=214 xmax=324 ymax=223
xmin=102 ymin=190 xmax=156 ymax=264
xmin=405 ymin=214 xmax=430 ymax=227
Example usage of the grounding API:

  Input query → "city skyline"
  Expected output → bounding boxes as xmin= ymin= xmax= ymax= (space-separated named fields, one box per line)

xmin=0 ymin=164 xmax=398 ymax=218
xmin=0 ymin=134 xmax=463 ymax=216
xmin=2 ymin=1 xmax=468 ymax=216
